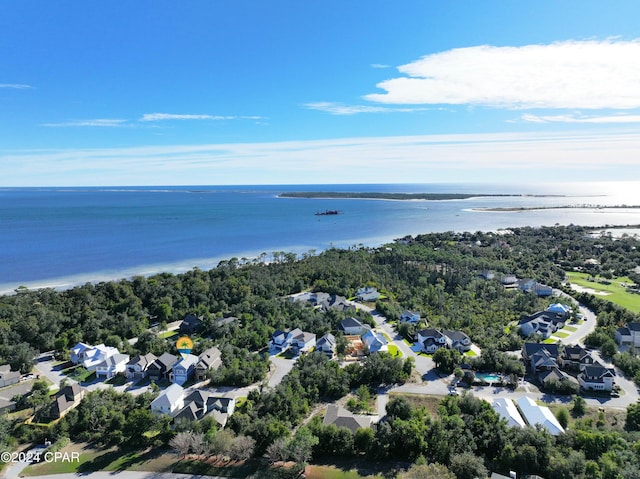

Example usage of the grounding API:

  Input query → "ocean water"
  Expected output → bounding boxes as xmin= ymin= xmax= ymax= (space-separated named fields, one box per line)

xmin=1 ymin=182 xmax=639 ymax=294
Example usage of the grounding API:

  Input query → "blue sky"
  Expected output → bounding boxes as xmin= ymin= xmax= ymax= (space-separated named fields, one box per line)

xmin=2 ymin=1 xmax=640 ymax=186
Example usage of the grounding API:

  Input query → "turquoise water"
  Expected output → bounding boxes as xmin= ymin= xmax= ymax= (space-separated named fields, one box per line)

xmin=476 ymin=373 xmax=502 ymax=383
xmin=1 ymin=182 xmax=639 ymax=293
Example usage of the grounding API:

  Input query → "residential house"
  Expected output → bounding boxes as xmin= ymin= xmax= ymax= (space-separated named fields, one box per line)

xmin=125 ymin=353 xmax=157 ymax=380
xmin=50 ymin=384 xmax=85 ymax=419
xmin=313 ymin=294 xmax=354 ymax=313
xmin=323 ymin=404 xmax=374 ymax=433
xmin=0 ymin=398 xmax=16 ymax=414
xmin=270 ymin=330 xmax=292 ymax=353
xmin=400 ymin=310 xmax=421 ymax=324
xmin=538 ymin=367 xmax=578 ymax=389
xmin=173 ymin=390 xmax=235 ymax=428
xmin=546 ymin=303 xmax=572 ymax=319
xmin=95 ymin=353 xmax=130 ymax=379
xmin=151 ymin=383 xmax=185 ymax=416
xmin=339 ymin=317 xmax=371 ymax=336
xmin=518 ymin=278 xmax=553 ymax=296
xmin=443 ymin=330 xmax=472 ymax=352
xmin=170 ymin=354 xmax=199 ymax=385
xmin=147 ymin=352 xmax=179 ymax=382
xmin=417 ymin=328 xmax=450 ymax=353
xmin=356 ymin=286 xmax=380 ymax=302
xmin=70 ymin=342 xmax=92 ymax=364
xmin=362 ymin=330 xmax=388 ymax=354
xmin=207 ymin=396 xmax=236 ymax=428
xmin=179 ymin=314 xmax=203 ymax=335
xmin=289 ymin=329 xmax=316 ymax=354
xmin=491 ymin=398 xmax=525 ymax=429
xmin=500 ymin=274 xmax=518 ymax=287
xmin=195 ymin=347 xmax=222 ymax=381
xmin=479 ymin=270 xmax=495 ymax=280
xmin=516 ymin=396 xmax=565 ymax=436
xmin=316 ymin=333 xmax=337 ymax=358
xmin=578 ymin=363 xmax=616 ymax=391
xmin=559 ymin=345 xmax=595 ymax=371
xmin=0 ymin=365 xmax=20 ymax=388
xmin=522 ymin=343 xmax=560 ymax=373
xmin=79 ymin=344 xmax=120 ymax=372
xmin=518 ymin=311 xmax=566 ymax=339
xmin=616 ymin=322 xmax=640 ymax=347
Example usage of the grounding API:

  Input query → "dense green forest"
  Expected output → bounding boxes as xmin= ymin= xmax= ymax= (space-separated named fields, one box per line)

xmin=3 ymin=225 xmax=640 ymax=478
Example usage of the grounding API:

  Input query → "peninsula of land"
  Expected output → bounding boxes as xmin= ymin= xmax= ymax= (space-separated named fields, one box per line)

xmin=474 ymin=204 xmax=640 ymax=212
xmin=279 ymin=191 xmax=551 ymax=200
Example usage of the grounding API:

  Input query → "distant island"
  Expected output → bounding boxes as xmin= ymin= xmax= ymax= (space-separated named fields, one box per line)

xmin=474 ymin=204 xmax=640 ymax=212
xmin=279 ymin=192 xmax=550 ymax=200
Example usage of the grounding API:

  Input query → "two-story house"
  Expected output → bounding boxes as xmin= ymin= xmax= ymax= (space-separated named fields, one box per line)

xmin=125 ymin=353 xmax=157 ymax=380
xmin=417 ymin=328 xmax=450 ymax=353
xmin=170 ymin=354 xmax=199 ymax=385
xmin=147 ymin=352 xmax=179 ymax=382
xmin=195 ymin=347 xmax=222 ymax=381
xmin=151 ymin=383 xmax=185 ymax=416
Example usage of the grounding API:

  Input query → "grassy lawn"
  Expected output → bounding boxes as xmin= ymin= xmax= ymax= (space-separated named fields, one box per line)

xmin=563 ymin=325 xmax=578 ymax=332
xmin=464 ymin=349 xmax=478 ymax=357
xmin=566 ymin=272 xmax=640 ymax=313
xmin=387 ymin=344 xmax=402 ymax=357
xmin=553 ymin=331 xmax=570 ymax=338
xmin=306 ymin=465 xmax=384 ymax=479
xmin=23 ymin=443 xmax=177 ymax=476
xmin=158 ymin=330 xmax=178 ymax=339
xmin=543 ymin=338 xmax=559 ymax=344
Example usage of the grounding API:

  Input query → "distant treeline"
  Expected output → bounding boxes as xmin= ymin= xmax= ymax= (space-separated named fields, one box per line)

xmin=279 ymin=192 xmax=523 ymax=200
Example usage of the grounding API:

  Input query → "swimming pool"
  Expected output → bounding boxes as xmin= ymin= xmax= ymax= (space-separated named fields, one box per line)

xmin=476 ymin=372 xmax=501 ymax=383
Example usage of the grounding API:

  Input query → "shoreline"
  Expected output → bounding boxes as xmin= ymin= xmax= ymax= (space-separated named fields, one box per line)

xmin=472 ymin=205 xmax=640 ymax=212
xmin=4 ymin=223 xmax=640 ymax=296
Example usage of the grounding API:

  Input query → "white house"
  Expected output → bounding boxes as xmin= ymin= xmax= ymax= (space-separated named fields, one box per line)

xmin=491 ymin=398 xmax=525 ymax=429
xmin=170 ymin=354 xmax=199 ymax=385
xmin=516 ymin=396 xmax=565 ymax=436
xmin=400 ymin=310 xmax=421 ymax=324
xmin=339 ymin=317 xmax=371 ymax=336
xmin=578 ymin=363 xmax=616 ymax=391
xmin=95 ymin=353 xmax=130 ymax=379
xmin=356 ymin=286 xmax=380 ymax=302
xmin=417 ymin=328 xmax=449 ymax=353
xmin=70 ymin=342 xmax=92 ymax=364
xmin=79 ymin=344 xmax=120 ymax=372
xmin=362 ymin=330 xmax=388 ymax=353
xmin=290 ymin=329 xmax=316 ymax=353
xmin=151 ymin=383 xmax=185 ymax=416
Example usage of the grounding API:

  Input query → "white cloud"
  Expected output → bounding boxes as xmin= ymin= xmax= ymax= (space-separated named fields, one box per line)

xmin=0 ymin=83 xmax=32 ymax=89
xmin=304 ymin=101 xmax=428 ymax=115
xmin=41 ymin=119 xmax=128 ymax=127
xmin=522 ymin=113 xmax=640 ymax=124
xmin=365 ymin=40 xmax=640 ymax=109
xmin=3 ymin=130 xmax=640 ymax=186
xmin=140 ymin=113 xmax=234 ymax=121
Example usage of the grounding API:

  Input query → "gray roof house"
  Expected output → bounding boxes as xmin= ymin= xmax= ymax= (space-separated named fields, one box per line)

xmin=316 ymin=333 xmax=336 ymax=358
xmin=148 ymin=352 xmax=179 ymax=382
xmin=196 ymin=347 xmax=222 ymax=381
xmin=323 ymin=404 xmax=374 ymax=433
xmin=126 ymin=353 xmax=157 ymax=380
xmin=0 ymin=365 xmax=20 ymax=388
